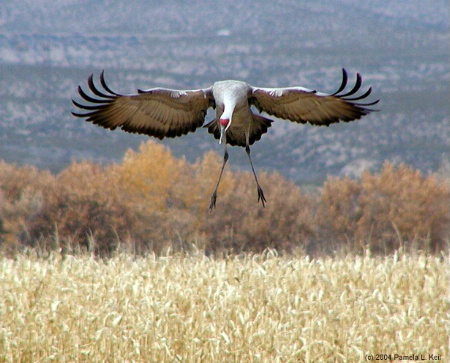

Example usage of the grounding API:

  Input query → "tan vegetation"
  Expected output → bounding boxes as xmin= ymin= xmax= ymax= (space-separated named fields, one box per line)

xmin=0 ymin=140 xmax=449 ymax=256
xmin=1 ymin=144 xmax=448 ymax=361
xmin=0 ymin=250 xmax=447 ymax=362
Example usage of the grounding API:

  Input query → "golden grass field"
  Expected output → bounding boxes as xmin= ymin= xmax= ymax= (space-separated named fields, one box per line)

xmin=0 ymin=250 xmax=448 ymax=362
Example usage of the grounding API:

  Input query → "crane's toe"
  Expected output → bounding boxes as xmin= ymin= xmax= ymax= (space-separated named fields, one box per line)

xmin=209 ymin=191 xmax=218 ymax=212
xmin=257 ymin=186 xmax=266 ymax=208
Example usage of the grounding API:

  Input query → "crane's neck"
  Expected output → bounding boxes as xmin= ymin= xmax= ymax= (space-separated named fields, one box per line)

xmin=218 ymin=98 xmax=236 ymax=144
xmin=212 ymin=80 xmax=250 ymax=144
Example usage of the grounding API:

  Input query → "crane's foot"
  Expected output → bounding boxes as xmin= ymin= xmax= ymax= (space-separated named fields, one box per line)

xmin=257 ymin=186 xmax=266 ymax=208
xmin=209 ymin=191 xmax=218 ymax=212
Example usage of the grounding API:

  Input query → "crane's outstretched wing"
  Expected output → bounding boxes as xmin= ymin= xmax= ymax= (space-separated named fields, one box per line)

xmin=72 ymin=71 xmax=215 ymax=139
xmin=249 ymin=69 xmax=379 ymax=126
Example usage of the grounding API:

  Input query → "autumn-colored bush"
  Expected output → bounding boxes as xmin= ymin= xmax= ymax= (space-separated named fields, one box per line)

xmin=1 ymin=141 xmax=449 ymax=256
xmin=24 ymin=161 xmax=134 ymax=254
xmin=0 ymin=161 xmax=54 ymax=252
xmin=201 ymin=171 xmax=317 ymax=254
xmin=107 ymin=144 xmax=239 ymax=254
xmin=317 ymin=162 xmax=450 ymax=253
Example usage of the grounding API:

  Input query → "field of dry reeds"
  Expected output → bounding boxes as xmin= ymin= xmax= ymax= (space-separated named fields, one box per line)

xmin=0 ymin=249 xmax=447 ymax=362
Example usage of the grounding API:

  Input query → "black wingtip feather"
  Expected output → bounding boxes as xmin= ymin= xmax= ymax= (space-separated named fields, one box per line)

xmin=100 ymin=70 xmax=122 ymax=96
xmin=72 ymin=72 xmax=121 ymax=121
xmin=87 ymin=73 xmax=116 ymax=99
xmin=71 ymin=111 xmax=90 ymax=118
xmin=331 ymin=69 xmax=380 ymax=113
xmin=339 ymin=73 xmax=362 ymax=98
xmin=77 ymin=86 xmax=108 ymax=104
xmin=358 ymin=99 xmax=380 ymax=106
xmin=345 ymin=86 xmax=372 ymax=101
xmin=72 ymin=99 xmax=110 ymax=111
xmin=331 ymin=68 xmax=348 ymax=96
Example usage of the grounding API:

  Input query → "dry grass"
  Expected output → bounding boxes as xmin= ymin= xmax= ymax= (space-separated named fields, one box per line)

xmin=0 ymin=250 xmax=448 ymax=362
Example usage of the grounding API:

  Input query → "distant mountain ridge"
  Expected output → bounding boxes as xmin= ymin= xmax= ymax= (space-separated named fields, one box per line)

xmin=1 ymin=0 xmax=447 ymax=35
xmin=0 ymin=0 xmax=448 ymax=182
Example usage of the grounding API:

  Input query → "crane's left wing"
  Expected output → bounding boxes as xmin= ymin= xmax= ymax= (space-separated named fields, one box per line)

xmin=249 ymin=69 xmax=378 ymax=126
xmin=72 ymin=71 xmax=215 ymax=139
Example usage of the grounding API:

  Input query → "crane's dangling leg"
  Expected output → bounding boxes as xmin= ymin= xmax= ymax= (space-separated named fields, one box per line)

xmin=209 ymin=142 xmax=229 ymax=212
xmin=245 ymin=145 xmax=266 ymax=207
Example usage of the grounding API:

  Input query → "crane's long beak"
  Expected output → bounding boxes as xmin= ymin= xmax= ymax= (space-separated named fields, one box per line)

xmin=219 ymin=125 xmax=226 ymax=144
xmin=218 ymin=118 xmax=230 ymax=145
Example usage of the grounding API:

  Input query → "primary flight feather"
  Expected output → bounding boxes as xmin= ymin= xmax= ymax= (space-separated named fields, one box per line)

xmin=72 ymin=69 xmax=379 ymax=210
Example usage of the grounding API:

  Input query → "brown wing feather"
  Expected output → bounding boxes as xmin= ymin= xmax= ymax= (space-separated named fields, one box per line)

xmin=72 ymin=71 xmax=215 ymax=139
xmin=250 ymin=69 xmax=379 ymax=126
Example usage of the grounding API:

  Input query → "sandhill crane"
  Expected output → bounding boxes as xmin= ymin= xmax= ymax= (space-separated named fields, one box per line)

xmin=72 ymin=69 xmax=378 ymax=211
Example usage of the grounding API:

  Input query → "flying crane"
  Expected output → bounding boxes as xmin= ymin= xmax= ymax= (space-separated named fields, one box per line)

xmin=72 ymin=69 xmax=379 ymax=211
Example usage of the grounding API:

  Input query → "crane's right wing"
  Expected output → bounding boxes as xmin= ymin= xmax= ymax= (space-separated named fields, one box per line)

xmin=72 ymin=72 xmax=215 ymax=139
xmin=250 ymin=69 xmax=379 ymax=126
